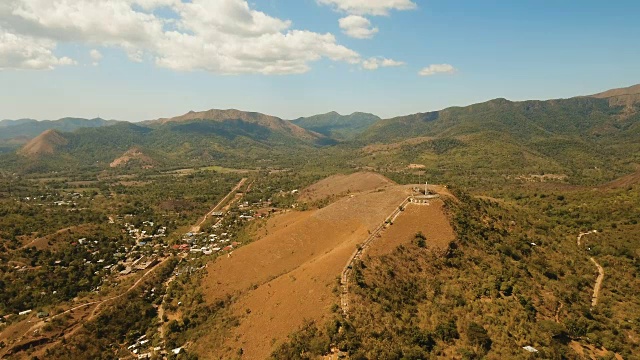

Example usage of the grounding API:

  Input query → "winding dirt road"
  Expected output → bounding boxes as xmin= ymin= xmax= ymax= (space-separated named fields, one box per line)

xmin=577 ymin=230 xmax=604 ymax=307
xmin=589 ymin=257 xmax=604 ymax=307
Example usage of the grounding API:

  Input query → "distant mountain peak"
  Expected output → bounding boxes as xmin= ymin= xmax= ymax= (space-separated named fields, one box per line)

xmin=153 ymin=108 xmax=322 ymax=142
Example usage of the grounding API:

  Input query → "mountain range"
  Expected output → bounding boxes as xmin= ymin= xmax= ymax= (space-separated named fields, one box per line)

xmin=3 ymin=84 xmax=639 ymax=180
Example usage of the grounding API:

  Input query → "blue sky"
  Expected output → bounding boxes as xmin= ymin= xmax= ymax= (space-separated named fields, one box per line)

xmin=1 ymin=0 xmax=639 ymax=121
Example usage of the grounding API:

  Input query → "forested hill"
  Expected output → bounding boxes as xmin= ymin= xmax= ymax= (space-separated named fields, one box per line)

xmin=291 ymin=111 xmax=380 ymax=140
xmin=7 ymin=110 xmax=335 ymax=172
xmin=362 ymin=94 xmax=640 ymax=144
xmin=356 ymin=85 xmax=640 ymax=186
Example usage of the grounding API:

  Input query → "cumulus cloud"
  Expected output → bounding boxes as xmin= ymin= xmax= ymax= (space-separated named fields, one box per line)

xmin=0 ymin=28 xmax=75 ymax=70
xmin=89 ymin=49 xmax=103 ymax=66
xmin=339 ymin=15 xmax=378 ymax=39
xmin=318 ymin=0 xmax=417 ymax=16
xmin=362 ymin=57 xmax=405 ymax=70
xmin=418 ymin=64 xmax=456 ymax=76
xmin=0 ymin=0 xmax=361 ymax=74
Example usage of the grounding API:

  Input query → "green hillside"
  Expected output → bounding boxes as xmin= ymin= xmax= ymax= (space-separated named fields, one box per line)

xmin=292 ymin=111 xmax=380 ymax=140
xmin=358 ymin=95 xmax=640 ymax=187
xmin=5 ymin=113 xmax=336 ymax=173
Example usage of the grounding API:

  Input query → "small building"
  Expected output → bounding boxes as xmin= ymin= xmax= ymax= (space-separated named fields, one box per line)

xmin=37 ymin=311 xmax=49 ymax=318
xmin=18 ymin=309 xmax=32 ymax=316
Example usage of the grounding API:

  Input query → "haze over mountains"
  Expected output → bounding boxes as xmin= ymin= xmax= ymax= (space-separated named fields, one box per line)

xmin=3 ymin=84 xmax=639 ymax=180
xmin=0 ymin=118 xmax=118 ymax=141
xmin=292 ymin=111 xmax=381 ymax=140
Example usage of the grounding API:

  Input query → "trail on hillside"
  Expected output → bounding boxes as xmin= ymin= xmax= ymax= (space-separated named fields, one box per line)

xmin=340 ymin=197 xmax=411 ymax=317
xmin=577 ymin=230 xmax=604 ymax=307
xmin=589 ymin=257 xmax=604 ymax=307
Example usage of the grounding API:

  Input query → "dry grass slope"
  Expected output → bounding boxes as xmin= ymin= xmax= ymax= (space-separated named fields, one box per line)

xmin=298 ymin=171 xmax=395 ymax=203
xmin=196 ymin=176 xmax=416 ymax=359
xmin=367 ymin=199 xmax=455 ymax=257
xmin=18 ymin=129 xmax=68 ymax=156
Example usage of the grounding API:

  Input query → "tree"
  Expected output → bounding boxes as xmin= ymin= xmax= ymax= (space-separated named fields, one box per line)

xmin=415 ymin=232 xmax=426 ymax=248
xmin=466 ymin=322 xmax=492 ymax=351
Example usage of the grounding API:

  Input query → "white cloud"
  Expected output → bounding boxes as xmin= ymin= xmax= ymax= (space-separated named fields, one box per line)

xmin=0 ymin=0 xmax=361 ymax=74
xmin=419 ymin=64 xmax=456 ymax=76
xmin=318 ymin=0 xmax=417 ymax=16
xmin=89 ymin=49 xmax=103 ymax=66
xmin=339 ymin=15 xmax=378 ymax=39
xmin=362 ymin=57 xmax=404 ymax=70
xmin=0 ymin=28 xmax=75 ymax=70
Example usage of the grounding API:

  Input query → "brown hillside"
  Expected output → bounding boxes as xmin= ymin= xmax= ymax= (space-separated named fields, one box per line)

xmin=154 ymin=109 xmax=321 ymax=141
xmin=590 ymin=84 xmax=640 ymax=110
xmin=196 ymin=183 xmax=415 ymax=359
xmin=18 ymin=129 xmax=68 ymax=156
xmin=600 ymin=166 xmax=640 ymax=189
xmin=299 ymin=171 xmax=396 ymax=203
xmin=368 ymin=199 xmax=455 ymax=257
xmin=109 ymin=147 xmax=156 ymax=168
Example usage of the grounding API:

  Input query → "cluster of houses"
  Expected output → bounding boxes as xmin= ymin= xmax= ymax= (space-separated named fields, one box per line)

xmin=127 ymin=334 xmax=184 ymax=359
xmin=171 ymin=230 xmax=240 ymax=256
xmin=19 ymin=191 xmax=86 ymax=208
xmin=122 ymin=220 xmax=167 ymax=243
xmin=118 ymin=255 xmax=160 ymax=276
